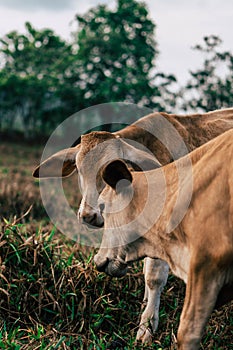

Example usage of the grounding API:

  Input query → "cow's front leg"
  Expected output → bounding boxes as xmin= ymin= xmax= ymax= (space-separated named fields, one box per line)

xmin=136 ymin=258 xmax=169 ymax=344
xmin=177 ymin=262 xmax=223 ymax=350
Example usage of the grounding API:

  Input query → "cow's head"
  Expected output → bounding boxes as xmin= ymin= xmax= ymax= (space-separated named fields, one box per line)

xmin=94 ymin=158 xmax=146 ymax=277
xmin=33 ymin=131 xmax=161 ymax=229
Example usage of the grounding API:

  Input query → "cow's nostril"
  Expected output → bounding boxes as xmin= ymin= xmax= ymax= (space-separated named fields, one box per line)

xmin=82 ymin=213 xmax=98 ymax=226
xmin=99 ymin=203 xmax=105 ymax=213
xmin=92 ymin=213 xmax=97 ymax=222
xmin=83 ymin=214 xmax=93 ymax=223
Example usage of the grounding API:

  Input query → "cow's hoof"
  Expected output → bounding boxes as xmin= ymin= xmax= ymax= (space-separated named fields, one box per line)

xmin=136 ymin=325 xmax=153 ymax=344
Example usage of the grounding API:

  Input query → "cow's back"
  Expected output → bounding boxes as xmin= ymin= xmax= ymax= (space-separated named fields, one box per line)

xmin=116 ymin=108 xmax=233 ymax=164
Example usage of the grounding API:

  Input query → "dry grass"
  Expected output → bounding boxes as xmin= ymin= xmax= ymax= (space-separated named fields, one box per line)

xmin=0 ymin=141 xmax=232 ymax=349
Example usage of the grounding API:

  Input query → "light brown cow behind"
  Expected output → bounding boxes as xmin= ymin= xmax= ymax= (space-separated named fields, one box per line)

xmin=94 ymin=130 xmax=233 ymax=350
xmin=33 ymin=108 xmax=233 ymax=343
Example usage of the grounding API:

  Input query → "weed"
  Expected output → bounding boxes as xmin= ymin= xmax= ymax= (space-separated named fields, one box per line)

xmin=0 ymin=142 xmax=232 ymax=349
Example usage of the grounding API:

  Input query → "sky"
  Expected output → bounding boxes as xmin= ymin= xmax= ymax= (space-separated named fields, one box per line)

xmin=0 ymin=0 xmax=232 ymax=85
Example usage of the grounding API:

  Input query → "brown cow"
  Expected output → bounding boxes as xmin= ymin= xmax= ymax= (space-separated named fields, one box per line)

xmin=33 ymin=108 xmax=233 ymax=343
xmin=94 ymin=129 xmax=233 ymax=350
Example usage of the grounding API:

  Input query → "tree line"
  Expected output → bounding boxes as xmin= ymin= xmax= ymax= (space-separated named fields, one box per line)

xmin=0 ymin=0 xmax=233 ymax=139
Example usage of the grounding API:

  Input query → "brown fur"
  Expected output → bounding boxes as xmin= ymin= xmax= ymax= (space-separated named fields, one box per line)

xmin=116 ymin=108 xmax=233 ymax=164
xmin=33 ymin=107 xmax=233 ymax=345
xmin=95 ymin=130 xmax=233 ymax=350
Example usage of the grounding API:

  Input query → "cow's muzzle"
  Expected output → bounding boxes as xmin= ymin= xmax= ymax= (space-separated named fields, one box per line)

xmin=94 ymin=255 xmax=128 ymax=277
xmin=78 ymin=210 xmax=104 ymax=228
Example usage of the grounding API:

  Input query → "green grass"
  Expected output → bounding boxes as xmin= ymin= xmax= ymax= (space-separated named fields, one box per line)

xmin=0 ymin=141 xmax=232 ymax=349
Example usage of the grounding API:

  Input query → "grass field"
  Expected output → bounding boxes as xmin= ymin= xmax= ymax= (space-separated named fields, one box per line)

xmin=0 ymin=141 xmax=232 ymax=349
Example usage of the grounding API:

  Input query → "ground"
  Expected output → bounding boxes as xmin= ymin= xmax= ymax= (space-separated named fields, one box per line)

xmin=0 ymin=141 xmax=232 ymax=349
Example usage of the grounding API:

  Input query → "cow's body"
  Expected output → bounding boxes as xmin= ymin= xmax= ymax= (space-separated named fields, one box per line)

xmin=94 ymin=130 xmax=233 ymax=350
xmin=33 ymin=108 xmax=233 ymax=343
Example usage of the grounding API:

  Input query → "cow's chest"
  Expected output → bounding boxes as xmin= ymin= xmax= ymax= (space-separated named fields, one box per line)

xmin=168 ymin=244 xmax=190 ymax=284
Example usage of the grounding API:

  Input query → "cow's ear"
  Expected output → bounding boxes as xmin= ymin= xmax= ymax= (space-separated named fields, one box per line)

xmin=102 ymin=159 xmax=132 ymax=190
xmin=32 ymin=145 xmax=80 ymax=178
xmin=121 ymin=139 xmax=161 ymax=171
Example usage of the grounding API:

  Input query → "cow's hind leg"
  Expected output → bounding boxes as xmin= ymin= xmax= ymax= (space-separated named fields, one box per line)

xmin=136 ymin=258 xmax=169 ymax=344
xmin=177 ymin=261 xmax=224 ymax=350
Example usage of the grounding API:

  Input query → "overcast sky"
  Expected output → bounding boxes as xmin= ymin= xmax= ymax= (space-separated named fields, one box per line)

xmin=0 ymin=0 xmax=232 ymax=84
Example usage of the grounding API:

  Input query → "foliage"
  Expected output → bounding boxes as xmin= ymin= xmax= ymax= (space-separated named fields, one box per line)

xmin=74 ymin=0 xmax=176 ymax=109
xmin=182 ymin=35 xmax=233 ymax=111
xmin=0 ymin=0 xmax=178 ymax=140
xmin=0 ymin=22 xmax=80 ymax=137
xmin=75 ymin=0 xmax=157 ymax=106
xmin=0 ymin=3 xmax=233 ymax=139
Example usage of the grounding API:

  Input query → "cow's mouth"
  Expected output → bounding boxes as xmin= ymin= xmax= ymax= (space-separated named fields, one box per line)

xmin=83 ymin=220 xmax=104 ymax=229
xmin=95 ymin=257 xmax=128 ymax=277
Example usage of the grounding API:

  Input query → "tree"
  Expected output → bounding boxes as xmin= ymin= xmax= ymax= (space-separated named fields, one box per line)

xmin=0 ymin=2 xmax=179 ymax=139
xmin=0 ymin=22 xmax=79 ymax=137
xmin=73 ymin=0 xmax=176 ymax=110
xmin=182 ymin=35 xmax=233 ymax=112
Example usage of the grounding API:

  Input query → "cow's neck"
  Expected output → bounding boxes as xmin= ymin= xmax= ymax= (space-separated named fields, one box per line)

xmin=115 ymin=114 xmax=193 ymax=164
xmin=127 ymin=163 xmax=192 ymax=281
xmin=115 ymin=110 xmax=233 ymax=165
